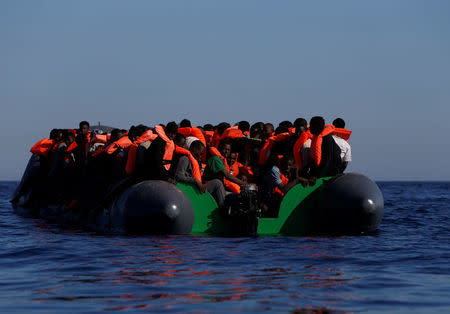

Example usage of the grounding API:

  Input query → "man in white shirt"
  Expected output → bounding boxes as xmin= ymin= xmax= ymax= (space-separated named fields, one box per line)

xmin=332 ymin=118 xmax=352 ymax=171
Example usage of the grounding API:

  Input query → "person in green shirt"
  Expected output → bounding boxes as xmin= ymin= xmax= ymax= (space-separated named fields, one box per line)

xmin=203 ymin=142 xmax=246 ymax=187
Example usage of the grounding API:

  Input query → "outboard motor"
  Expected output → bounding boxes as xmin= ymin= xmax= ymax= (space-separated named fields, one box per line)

xmin=223 ymin=184 xmax=260 ymax=236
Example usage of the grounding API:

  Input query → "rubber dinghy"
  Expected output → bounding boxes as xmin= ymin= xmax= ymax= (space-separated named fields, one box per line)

xmin=12 ymin=157 xmax=383 ymax=236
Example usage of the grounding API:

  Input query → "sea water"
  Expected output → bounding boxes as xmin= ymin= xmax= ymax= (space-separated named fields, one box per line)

xmin=0 ymin=181 xmax=449 ymax=313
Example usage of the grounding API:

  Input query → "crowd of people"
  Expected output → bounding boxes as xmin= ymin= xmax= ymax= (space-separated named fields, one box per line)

xmin=14 ymin=116 xmax=352 ymax=216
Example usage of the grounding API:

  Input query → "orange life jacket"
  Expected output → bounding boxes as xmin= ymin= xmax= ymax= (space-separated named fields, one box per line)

xmin=333 ymin=128 xmax=352 ymax=141
xmin=91 ymin=145 xmax=107 ymax=157
xmin=208 ymin=147 xmax=240 ymax=194
xmin=221 ymin=127 xmax=243 ymax=141
xmin=310 ymin=126 xmax=352 ymax=166
xmin=30 ymin=138 xmax=55 ymax=158
xmin=213 ymin=126 xmax=242 ymax=147
xmin=178 ymin=127 xmax=206 ymax=147
xmin=258 ymin=132 xmax=292 ymax=165
xmin=154 ymin=125 xmax=175 ymax=171
xmin=238 ymin=164 xmax=254 ymax=182
xmin=274 ymin=173 xmax=289 ymax=196
xmin=92 ymin=134 xmax=108 ymax=144
xmin=174 ymin=146 xmax=202 ymax=182
xmin=67 ymin=141 xmax=78 ymax=153
xmin=204 ymin=131 xmax=214 ymax=145
xmin=293 ymin=130 xmax=313 ymax=170
xmin=310 ymin=125 xmax=336 ymax=166
xmin=125 ymin=130 xmax=158 ymax=175
xmin=106 ymin=136 xmax=133 ymax=154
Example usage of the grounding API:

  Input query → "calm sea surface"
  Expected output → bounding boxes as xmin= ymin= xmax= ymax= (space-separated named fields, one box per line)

xmin=0 ymin=181 xmax=449 ymax=313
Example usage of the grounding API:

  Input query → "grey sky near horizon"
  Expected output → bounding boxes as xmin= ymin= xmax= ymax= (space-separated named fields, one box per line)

xmin=1 ymin=0 xmax=449 ymax=181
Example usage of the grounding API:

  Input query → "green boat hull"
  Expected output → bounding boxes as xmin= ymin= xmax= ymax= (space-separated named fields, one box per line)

xmin=178 ymin=177 xmax=330 ymax=236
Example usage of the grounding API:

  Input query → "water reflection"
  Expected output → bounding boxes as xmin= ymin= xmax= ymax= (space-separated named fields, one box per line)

xmin=27 ymin=236 xmax=360 ymax=312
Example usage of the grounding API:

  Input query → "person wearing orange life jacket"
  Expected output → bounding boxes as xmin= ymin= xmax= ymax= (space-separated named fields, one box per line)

xmin=74 ymin=121 xmax=91 ymax=167
xmin=46 ymin=131 xmax=77 ymax=202
xmin=203 ymin=141 xmax=246 ymax=193
xmin=143 ymin=122 xmax=178 ymax=182
xmin=11 ymin=129 xmax=62 ymax=203
xmin=168 ymin=133 xmax=187 ymax=179
xmin=227 ymin=151 xmax=240 ymax=177
xmin=203 ymin=124 xmax=215 ymax=145
xmin=211 ymin=122 xmax=231 ymax=147
xmin=306 ymin=116 xmax=344 ymax=181
xmin=174 ymin=140 xmax=227 ymax=206
xmin=261 ymin=123 xmax=275 ymax=141
xmin=259 ymin=154 xmax=307 ymax=217
xmin=125 ymin=127 xmax=158 ymax=176
xmin=332 ymin=118 xmax=352 ymax=171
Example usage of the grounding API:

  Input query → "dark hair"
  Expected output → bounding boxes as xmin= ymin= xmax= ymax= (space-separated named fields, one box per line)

xmin=279 ymin=154 xmax=294 ymax=169
xmin=203 ymin=124 xmax=214 ymax=131
xmin=264 ymin=123 xmax=274 ymax=132
xmin=216 ymin=122 xmax=230 ymax=136
xmin=165 ymin=122 xmax=178 ymax=135
xmin=275 ymin=126 xmax=289 ymax=135
xmin=180 ymin=119 xmax=192 ymax=128
xmin=238 ymin=121 xmax=250 ymax=132
xmin=218 ymin=140 xmax=231 ymax=151
xmin=110 ymin=128 xmax=123 ymax=142
xmin=279 ymin=120 xmax=293 ymax=128
xmin=294 ymin=118 xmax=307 ymax=129
xmin=174 ymin=133 xmax=186 ymax=146
xmin=309 ymin=116 xmax=325 ymax=135
xmin=79 ymin=121 xmax=90 ymax=129
xmin=63 ymin=130 xmax=75 ymax=140
xmin=190 ymin=140 xmax=205 ymax=152
xmin=333 ymin=118 xmax=345 ymax=128
xmin=49 ymin=128 xmax=59 ymax=140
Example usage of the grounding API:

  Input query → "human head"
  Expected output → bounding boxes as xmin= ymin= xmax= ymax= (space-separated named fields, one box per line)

xmin=250 ymin=122 xmax=264 ymax=138
xmin=227 ymin=151 xmax=237 ymax=166
xmin=216 ymin=122 xmax=230 ymax=136
xmin=294 ymin=118 xmax=307 ymax=134
xmin=237 ymin=121 xmax=250 ymax=133
xmin=279 ymin=154 xmax=295 ymax=175
xmin=203 ymin=124 xmax=214 ymax=131
xmin=180 ymin=119 xmax=192 ymax=128
xmin=110 ymin=128 xmax=124 ymax=142
xmin=218 ymin=141 xmax=232 ymax=158
xmin=279 ymin=120 xmax=293 ymax=129
xmin=174 ymin=133 xmax=186 ymax=148
xmin=274 ymin=126 xmax=289 ymax=135
xmin=63 ymin=131 xmax=76 ymax=146
xmin=333 ymin=118 xmax=345 ymax=129
xmin=309 ymin=116 xmax=325 ymax=135
xmin=79 ymin=121 xmax=90 ymax=135
xmin=263 ymin=123 xmax=274 ymax=139
xmin=49 ymin=128 xmax=60 ymax=140
xmin=164 ymin=122 xmax=179 ymax=140
xmin=189 ymin=140 xmax=205 ymax=160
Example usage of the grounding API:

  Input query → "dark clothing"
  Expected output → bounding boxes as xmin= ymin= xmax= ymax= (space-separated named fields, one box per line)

xmin=175 ymin=156 xmax=226 ymax=206
xmin=168 ymin=153 xmax=183 ymax=180
xmin=174 ymin=156 xmax=197 ymax=185
xmin=143 ymin=136 xmax=170 ymax=181
xmin=310 ymin=134 xmax=343 ymax=178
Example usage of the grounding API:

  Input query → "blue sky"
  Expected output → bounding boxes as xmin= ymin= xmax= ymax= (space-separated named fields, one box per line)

xmin=1 ymin=0 xmax=449 ymax=180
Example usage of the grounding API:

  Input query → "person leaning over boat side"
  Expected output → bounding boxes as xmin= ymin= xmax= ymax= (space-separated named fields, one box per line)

xmin=143 ymin=122 xmax=178 ymax=182
xmin=306 ymin=116 xmax=343 ymax=180
xmin=175 ymin=140 xmax=227 ymax=207
xmin=259 ymin=154 xmax=306 ymax=217
xmin=332 ymin=118 xmax=352 ymax=171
